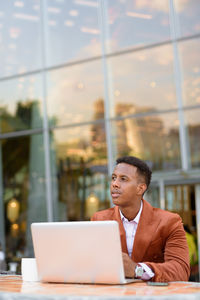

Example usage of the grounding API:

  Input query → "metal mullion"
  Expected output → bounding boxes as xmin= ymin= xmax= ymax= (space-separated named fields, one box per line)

xmin=169 ymin=0 xmax=190 ymax=171
xmin=98 ymin=0 xmax=114 ymax=188
xmin=40 ymin=0 xmax=53 ymax=221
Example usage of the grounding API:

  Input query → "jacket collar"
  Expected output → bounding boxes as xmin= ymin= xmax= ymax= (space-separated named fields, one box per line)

xmin=131 ymin=199 xmax=161 ymax=262
xmin=112 ymin=200 xmax=161 ymax=262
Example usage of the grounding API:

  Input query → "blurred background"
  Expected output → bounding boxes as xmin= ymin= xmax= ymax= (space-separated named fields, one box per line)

xmin=0 ymin=0 xmax=200 ymax=279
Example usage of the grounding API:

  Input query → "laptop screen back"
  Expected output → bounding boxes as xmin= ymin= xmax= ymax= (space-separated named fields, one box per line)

xmin=31 ymin=221 xmax=125 ymax=284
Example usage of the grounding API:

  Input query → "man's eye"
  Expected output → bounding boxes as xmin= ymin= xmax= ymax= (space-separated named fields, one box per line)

xmin=121 ymin=177 xmax=127 ymax=181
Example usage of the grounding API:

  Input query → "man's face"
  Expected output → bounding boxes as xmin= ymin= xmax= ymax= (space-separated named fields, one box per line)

xmin=110 ymin=163 xmax=146 ymax=208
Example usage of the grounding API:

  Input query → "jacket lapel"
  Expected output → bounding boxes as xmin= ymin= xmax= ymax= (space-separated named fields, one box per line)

xmin=131 ymin=199 xmax=161 ymax=262
xmin=113 ymin=206 xmax=128 ymax=254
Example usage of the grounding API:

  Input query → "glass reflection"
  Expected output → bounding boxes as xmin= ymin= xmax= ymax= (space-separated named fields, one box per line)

xmin=174 ymin=0 xmax=200 ymax=38
xmin=47 ymin=61 xmax=104 ymax=127
xmin=111 ymin=112 xmax=181 ymax=171
xmin=0 ymin=75 xmax=43 ymax=133
xmin=178 ymin=39 xmax=200 ymax=107
xmin=144 ymin=185 xmax=159 ymax=208
xmin=0 ymin=134 xmax=47 ymax=272
xmin=185 ymin=108 xmax=200 ymax=168
xmin=51 ymin=123 xmax=110 ymax=221
xmin=104 ymin=0 xmax=170 ymax=53
xmin=165 ymin=185 xmax=193 ymax=222
xmin=108 ymin=44 xmax=177 ymax=117
xmin=0 ymin=1 xmax=42 ymax=78
xmin=45 ymin=0 xmax=101 ymax=67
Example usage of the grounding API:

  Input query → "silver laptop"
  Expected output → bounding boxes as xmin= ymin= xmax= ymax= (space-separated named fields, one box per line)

xmin=31 ymin=221 xmax=137 ymax=285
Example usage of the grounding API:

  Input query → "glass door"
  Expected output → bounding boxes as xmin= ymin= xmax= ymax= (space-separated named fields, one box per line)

xmin=165 ymin=184 xmax=199 ymax=281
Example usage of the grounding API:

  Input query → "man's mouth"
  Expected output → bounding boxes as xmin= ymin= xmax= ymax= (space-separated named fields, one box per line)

xmin=111 ymin=190 xmax=121 ymax=198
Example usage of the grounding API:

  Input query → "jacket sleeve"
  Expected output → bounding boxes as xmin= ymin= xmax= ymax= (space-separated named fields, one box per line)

xmin=144 ymin=214 xmax=190 ymax=282
xmin=90 ymin=212 xmax=98 ymax=221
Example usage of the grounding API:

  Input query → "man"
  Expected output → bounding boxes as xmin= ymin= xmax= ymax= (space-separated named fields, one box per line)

xmin=91 ymin=156 xmax=190 ymax=282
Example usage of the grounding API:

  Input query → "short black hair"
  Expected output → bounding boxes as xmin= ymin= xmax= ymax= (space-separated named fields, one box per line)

xmin=116 ymin=156 xmax=152 ymax=188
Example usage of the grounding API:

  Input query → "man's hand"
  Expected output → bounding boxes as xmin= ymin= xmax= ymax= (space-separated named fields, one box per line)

xmin=122 ymin=252 xmax=137 ymax=278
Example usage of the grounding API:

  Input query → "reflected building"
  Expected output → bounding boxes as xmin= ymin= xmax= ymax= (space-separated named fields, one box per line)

xmin=0 ymin=0 xmax=200 ymax=277
xmin=114 ymin=103 xmax=167 ymax=168
xmin=90 ymin=99 xmax=107 ymax=163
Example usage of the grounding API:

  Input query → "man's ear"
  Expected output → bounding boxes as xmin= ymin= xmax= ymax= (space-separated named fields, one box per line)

xmin=137 ymin=183 xmax=147 ymax=195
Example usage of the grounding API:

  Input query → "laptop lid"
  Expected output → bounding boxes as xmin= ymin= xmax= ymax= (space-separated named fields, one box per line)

xmin=31 ymin=221 xmax=132 ymax=284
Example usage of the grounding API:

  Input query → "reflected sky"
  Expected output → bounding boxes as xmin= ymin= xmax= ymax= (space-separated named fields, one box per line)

xmin=179 ymin=38 xmax=200 ymax=107
xmin=104 ymin=0 xmax=170 ymax=52
xmin=45 ymin=0 xmax=101 ymax=67
xmin=47 ymin=59 xmax=104 ymax=126
xmin=0 ymin=0 xmax=101 ymax=77
xmin=1 ymin=1 xmax=200 ymax=78
xmin=108 ymin=44 xmax=177 ymax=116
xmin=0 ymin=1 xmax=200 ymax=135
xmin=175 ymin=0 xmax=200 ymax=37
xmin=111 ymin=111 xmax=181 ymax=170
xmin=0 ymin=0 xmax=42 ymax=77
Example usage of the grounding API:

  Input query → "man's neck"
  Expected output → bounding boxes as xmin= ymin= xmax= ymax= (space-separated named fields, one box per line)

xmin=119 ymin=201 xmax=142 ymax=221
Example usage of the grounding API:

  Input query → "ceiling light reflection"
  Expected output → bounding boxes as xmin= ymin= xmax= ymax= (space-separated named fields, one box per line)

xmin=69 ymin=10 xmax=79 ymax=17
xmin=48 ymin=7 xmax=61 ymax=14
xmin=81 ymin=27 xmax=99 ymax=35
xmin=115 ymin=90 xmax=120 ymax=97
xmin=18 ymin=84 xmax=23 ymax=89
xmin=9 ymin=27 xmax=20 ymax=39
xmin=14 ymin=1 xmax=24 ymax=8
xmin=8 ymin=44 xmax=17 ymax=50
xmin=193 ymin=67 xmax=199 ymax=73
xmin=126 ymin=11 xmax=152 ymax=20
xmin=49 ymin=20 xmax=57 ymax=26
xmin=196 ymin=97 xmax=200 ymax=103
xmin=33 ymin=5 xmax=40 ymax=11
xmin=64 ymin=20 xmax=74 ymax=27
xmin=74 ymin=0 xmax=98 ymax=8
xmin=174 ymin=120 xmax=179 ymax=126
xmin=29 ymin=77 xmax=35 ymax=83
xmin=138 ymin=55 xmax=146 ymax=61
xmin=18 ymin=66 xmax=27 ymax=74
xmin=77 ymin=82 xmax=84 ymax=89
xmin=150 ymin=82 xmax=156 ymax=88
xmin=13 ymin=13 xmax=39 ymax=22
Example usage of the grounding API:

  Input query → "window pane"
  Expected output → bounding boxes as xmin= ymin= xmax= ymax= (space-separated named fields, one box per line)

xmin=178 ymin=39 xmax=200 ymax=107
xmin=175 ymin=0 xmax=200 ymax=38
xmin=0 ymin=1 xmax=42 ymax=78
xmin=185 ymin=108 xmax=200 ymax=168
xmin=144 ymin=186 xmax=159 ymax=208
xmin=47 ymin=61 xmax=104 ymax=127
xmin=165 ymin=186 xmax=175 ymax=211
xmin=107 ymin=45 xmax=177 ymax=118
xmin=0 ymin=75 xmax=43 ymax=133
xmin=45 ymin=0 xmax=101 ymax=67
xmin=104 ymin=0 xmax=170 ymax=53
xmin=50 ymin=124 xmax=110 ymax=221
xmin=111 ymin=112 xmax=181 ymax=171
xmin=1 ymin=134 xmax=47 ymax=272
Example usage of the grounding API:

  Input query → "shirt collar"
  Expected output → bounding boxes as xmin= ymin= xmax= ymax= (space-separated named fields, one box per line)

xmin=119 ymin=200 xmax=143 ymax=224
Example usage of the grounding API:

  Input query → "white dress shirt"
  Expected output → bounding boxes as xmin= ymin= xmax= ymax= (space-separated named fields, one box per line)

xmin=120 ymin=201 xmax=155 ymax=280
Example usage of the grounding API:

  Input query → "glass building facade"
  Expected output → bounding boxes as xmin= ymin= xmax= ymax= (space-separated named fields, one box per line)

xmin=0 ymin=0 xmax=200 ymax=274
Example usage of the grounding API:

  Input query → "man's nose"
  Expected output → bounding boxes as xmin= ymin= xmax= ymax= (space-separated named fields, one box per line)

xmin=112 ymin=178 xmax=120 ymax=187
